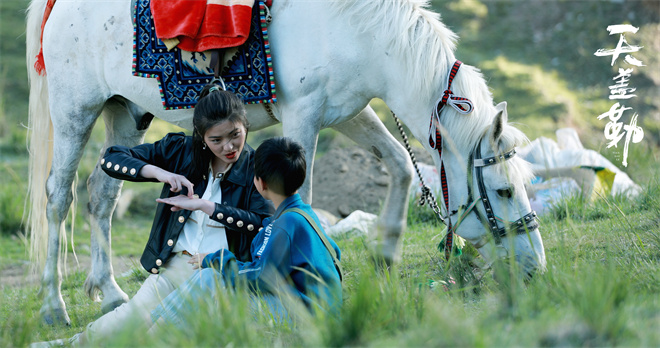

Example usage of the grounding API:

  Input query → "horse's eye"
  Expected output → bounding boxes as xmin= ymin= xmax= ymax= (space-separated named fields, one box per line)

xmin=496 ymin=188 xmax=513 ymax=198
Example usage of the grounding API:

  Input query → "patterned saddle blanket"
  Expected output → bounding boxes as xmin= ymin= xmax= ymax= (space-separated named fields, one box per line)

xmin=133 ymin=0 xmax=276 ymax=109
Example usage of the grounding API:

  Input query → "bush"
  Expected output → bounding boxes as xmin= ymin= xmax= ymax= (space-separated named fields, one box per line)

xmin=0 ymin=164 xmax=25 ymax=236
xmin=0 ymin=189 xmax=23 ymax=236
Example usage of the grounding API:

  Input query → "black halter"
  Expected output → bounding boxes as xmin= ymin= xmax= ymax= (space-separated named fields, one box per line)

xmin=459 ymin=134 xmax=539 ymax=248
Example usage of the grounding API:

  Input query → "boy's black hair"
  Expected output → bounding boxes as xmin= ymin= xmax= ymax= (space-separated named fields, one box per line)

xmin=254 ymin=137 xmax=306 ymax=196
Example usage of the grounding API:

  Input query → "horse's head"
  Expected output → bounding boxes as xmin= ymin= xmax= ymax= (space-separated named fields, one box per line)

xmin=442 ymin=102 xmax=546 ymax=277
xmin=333 ymin=0 xmax=546 ymax=273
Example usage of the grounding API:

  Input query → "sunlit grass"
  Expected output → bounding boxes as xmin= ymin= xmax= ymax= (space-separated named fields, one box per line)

xmin=2 ymin=176 xmax=660 ymax=346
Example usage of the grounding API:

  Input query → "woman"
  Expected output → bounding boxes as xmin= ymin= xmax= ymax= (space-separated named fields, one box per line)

xmin=148 ymin=138 xmax=342 ymax=333
xmin=74 ymin=84 xmax=273 ymax=344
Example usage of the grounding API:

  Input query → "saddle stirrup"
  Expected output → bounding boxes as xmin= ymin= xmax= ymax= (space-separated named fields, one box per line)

xmin=210 ymin=49 xmax=227 ymax=91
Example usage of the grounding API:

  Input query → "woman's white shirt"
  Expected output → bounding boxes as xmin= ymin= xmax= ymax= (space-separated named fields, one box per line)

xmin=172 ymin=169 xmax=229 ymax=254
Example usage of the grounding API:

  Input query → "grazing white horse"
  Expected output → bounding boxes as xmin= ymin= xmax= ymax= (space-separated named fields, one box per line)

xmin=26 ymin=0 xmax=546 ymax=325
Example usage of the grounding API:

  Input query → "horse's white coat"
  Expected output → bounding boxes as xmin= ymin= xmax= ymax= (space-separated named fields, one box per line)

xmin=26 ymin=0 xmax=545 ymax=324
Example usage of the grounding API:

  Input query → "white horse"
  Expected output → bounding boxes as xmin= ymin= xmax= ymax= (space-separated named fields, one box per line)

xmin=26 ymin=0 xmax=546 ymax=325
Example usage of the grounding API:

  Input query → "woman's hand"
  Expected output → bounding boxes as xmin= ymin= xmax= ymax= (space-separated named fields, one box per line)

xmin=158 ymin=172 xmax=195 ymax=197
xmin=140 ymin=164 xmax=194 ymax=197
xmin=188 ymin=253 xmax=210 ymax=270
xmin=156 ymin=195 xmax=201 ymax=212
xmin=156 ymin=195 xmax=216 ymax=215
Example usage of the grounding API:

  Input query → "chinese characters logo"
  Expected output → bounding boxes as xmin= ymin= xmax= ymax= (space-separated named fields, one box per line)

xmin=594 ymin=25 xmax=644 ymax=167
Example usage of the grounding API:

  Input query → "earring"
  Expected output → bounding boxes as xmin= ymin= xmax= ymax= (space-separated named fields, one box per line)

xmin=202 ymin=143 xmax=207 ymax=150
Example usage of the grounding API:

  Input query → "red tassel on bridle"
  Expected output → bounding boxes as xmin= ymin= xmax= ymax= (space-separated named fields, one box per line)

xmin=429 ymin=60 xmax=474 ymax=260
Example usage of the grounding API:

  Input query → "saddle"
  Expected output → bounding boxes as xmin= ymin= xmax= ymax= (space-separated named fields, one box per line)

xmin=133 ymin=0 xmax=277 ymax=108
xmin=151 ymin=0 xmax=274 ymax=84
xmin=151 ymin=0 xmax=255 ymax=52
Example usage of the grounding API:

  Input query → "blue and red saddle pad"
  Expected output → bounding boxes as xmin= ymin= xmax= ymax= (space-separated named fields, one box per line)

xmin=133 ymin=0 xmax=276 ymax=109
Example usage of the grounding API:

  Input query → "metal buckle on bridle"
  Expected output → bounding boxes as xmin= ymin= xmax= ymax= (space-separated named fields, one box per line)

xmin=440 ymin=135 xmax=539 ymax=259
xmin=468 ymin=133 xmax=539 ymax=242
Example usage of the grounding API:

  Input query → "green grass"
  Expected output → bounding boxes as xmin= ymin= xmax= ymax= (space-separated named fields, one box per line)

xmin=2 ymin=173 xmax=660 ymax=346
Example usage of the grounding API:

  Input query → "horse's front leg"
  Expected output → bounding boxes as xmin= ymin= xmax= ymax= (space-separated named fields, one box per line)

xmin=84 ymin=99 xmax=151 ymax=313
xmin=40 ymin=109 xmax=100 ymax=325
xmin=332 ymin=106 xmax=414 ymax=264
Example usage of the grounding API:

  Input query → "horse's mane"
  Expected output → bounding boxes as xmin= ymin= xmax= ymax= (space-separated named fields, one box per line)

xmin=332 ymin=0 xmax=487 ymax=146
xmin=448 ymin=67 xmax=534 ymax=184
xmin=332 ymin=0 xmax=457 ymax=99
xmin=490 ymin=124 xmax=535 ymax=184
xmin=333 ymin=0 xmax=532 ymax=182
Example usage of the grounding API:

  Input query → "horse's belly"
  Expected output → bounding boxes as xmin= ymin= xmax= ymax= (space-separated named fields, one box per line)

xmin=266 ymin=2 xmax=376 ymax=126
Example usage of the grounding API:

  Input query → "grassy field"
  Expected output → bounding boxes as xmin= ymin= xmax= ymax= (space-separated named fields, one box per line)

xmin=1 ymin=151 xmax=660 ymax=346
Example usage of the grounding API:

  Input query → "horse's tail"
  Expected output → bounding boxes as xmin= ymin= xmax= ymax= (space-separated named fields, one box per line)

xmin=26 ymin=0 xmax=53 ymax=274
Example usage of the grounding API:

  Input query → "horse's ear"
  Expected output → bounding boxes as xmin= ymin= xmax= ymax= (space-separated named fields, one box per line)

xmin=489 ymin=102 xmax=508 ymax=148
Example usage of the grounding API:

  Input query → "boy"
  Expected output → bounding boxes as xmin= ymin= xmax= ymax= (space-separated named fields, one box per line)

xmin=150 ymin=137 xmax=342 ymax=326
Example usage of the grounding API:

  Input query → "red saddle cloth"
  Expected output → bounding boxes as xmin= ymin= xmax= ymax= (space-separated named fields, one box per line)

xmin=150 ymin=0 xmax=256 ymax=52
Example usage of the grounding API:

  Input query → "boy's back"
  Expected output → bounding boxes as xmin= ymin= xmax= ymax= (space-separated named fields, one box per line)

xmin=203 ymin=136 xmax=342 ymax=314
xmin=258 ymin=192 xmax=342 ymax=312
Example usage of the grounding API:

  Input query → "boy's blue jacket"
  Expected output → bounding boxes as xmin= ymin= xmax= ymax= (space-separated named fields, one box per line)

xmin=202 ymin=193 xmax=342 ymax=311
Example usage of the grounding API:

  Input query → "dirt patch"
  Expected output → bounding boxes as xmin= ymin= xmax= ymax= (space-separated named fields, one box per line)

xmin=0 ymin=253 xmax=139 ymax=290
xmin=311 ymin=146 xmax=432 ymax=218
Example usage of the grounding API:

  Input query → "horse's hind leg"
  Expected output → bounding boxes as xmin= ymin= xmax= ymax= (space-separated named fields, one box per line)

xmin=40 ymin=102 xmax=103 ymax=325
xmin=279 ymin=104 xmax=322 ymax=203
xmin=84 ymin=97 xmax=151 ymax=314
xmin=332 ymin=106 xmax=414 ymax=264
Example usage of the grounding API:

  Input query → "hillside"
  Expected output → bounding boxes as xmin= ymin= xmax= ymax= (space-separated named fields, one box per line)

xmin=433 ymin=0 xmax=659 ymax=146
xmin=1 ymin=0 xmax=658 ymax=164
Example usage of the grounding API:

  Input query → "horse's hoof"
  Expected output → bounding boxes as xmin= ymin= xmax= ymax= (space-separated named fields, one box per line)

xmin=100 ymin=297 xmax=128 ymax=314
xmin=99 ymin=286 xmax=129 ymax=314
xmin=85 ymin=273 xmax=130 ymax=314
xmin=40 ymin=307 xmax=71 ymax=326
xmin=366 ymin=235 xmax=400 ymax=271
xmin=370 ymin=253 xmax=393 ymax=274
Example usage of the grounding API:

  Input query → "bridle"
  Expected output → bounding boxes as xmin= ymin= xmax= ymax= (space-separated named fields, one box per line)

xmin=452 ymin=133 xmax=539 ymax=250
xmin=393 ymin=60 xmax=538 ymax=260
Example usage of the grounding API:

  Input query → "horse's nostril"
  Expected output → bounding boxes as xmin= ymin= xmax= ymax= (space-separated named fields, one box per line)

xmin=525 ymin=269 xmax=535 ymax=281
xmin=491 ymin=254 xmax=539 ymax=284
xmin=517 ymin=254 xmax=541 ymax=277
